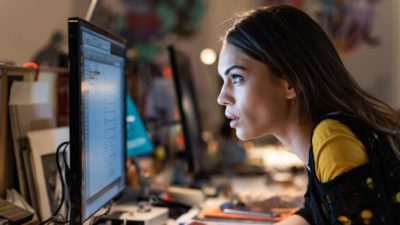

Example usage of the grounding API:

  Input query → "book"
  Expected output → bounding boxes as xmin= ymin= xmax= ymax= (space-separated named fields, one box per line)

xmin=55 ymin=72 xmax=69 ymax=127
xmin=190 ymin=219 xmax=274 ymax=225
xmin=0 ymin=198 xmax=34 ymax=224
xmin=200 ymin=207 xmax=296 ymax=223
xmin=20 ymin=140 xmax=40 ymax=216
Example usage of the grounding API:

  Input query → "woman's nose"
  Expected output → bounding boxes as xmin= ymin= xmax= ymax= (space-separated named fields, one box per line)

xmin=217 ymin=86 xmax=232 ymax=106
xmin=217 ymin=93 xmax=225 ymax=106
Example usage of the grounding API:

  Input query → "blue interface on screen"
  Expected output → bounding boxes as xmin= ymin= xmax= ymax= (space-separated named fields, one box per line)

xmin=126 ymin=95 xmax=153 ymax=157
xmin=81 ymin=27 xmax=125 ymax=220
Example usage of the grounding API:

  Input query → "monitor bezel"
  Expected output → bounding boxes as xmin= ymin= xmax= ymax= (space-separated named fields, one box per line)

xmin=167 ymin=45 xmax=203 ymax=175
xmin=68 ymin=17 xmax=127 ymax=224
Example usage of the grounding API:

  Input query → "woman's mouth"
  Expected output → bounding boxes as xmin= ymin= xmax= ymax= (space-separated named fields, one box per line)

xmin=229 ymin=119 xmax=239 ymax=128
xmin=226 ymin=113 xmax=240 ymax=128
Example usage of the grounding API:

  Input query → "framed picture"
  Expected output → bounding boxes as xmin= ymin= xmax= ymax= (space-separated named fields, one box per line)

xmin=26 ymin=127 xmax=69 ymax=221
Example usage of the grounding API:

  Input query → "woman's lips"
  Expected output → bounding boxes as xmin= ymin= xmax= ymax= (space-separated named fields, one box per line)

xmin=229 ymin=118 xmax=239 ymax=128
xmin=226 ymin=113 xmax=240 ymax=128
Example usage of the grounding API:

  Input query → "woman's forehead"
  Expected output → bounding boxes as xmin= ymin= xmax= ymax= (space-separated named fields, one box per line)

xmin=219 ymin=44 xmax=252 ymax=68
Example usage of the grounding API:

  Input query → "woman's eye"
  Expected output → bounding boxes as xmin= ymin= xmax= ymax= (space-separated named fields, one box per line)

xmin=231 ymin=74 xmax=244 ymax=84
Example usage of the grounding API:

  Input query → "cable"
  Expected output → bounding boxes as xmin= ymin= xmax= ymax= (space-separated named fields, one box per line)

xmin=62 ymin=143 xmax=70 ymax=171
xmin=60 ymin=143 xmax=71 ymax=224
xmin=60 ymin=142 xmax=71 ymax=223
xmin=85 ymin=0 xmax=99 ymax=22
xmin=88 ymin=204 xmax=112 ymax=225
xmin=39 ymin=141 xmax=69 ymax=225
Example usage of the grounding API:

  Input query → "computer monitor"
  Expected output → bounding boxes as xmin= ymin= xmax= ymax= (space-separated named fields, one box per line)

xmin=68 ymin=18 xmax=126 ymax=224
xmin=167 ymin=46 xmax=203 ymax=175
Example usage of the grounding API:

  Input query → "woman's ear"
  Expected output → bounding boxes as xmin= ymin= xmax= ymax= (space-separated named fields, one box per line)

xmin=284 ymin=80 xmax=296 ymax=100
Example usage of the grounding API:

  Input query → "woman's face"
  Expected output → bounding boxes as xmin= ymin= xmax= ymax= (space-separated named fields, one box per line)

xmin=217 ymin=43 xmax=296 ymax=140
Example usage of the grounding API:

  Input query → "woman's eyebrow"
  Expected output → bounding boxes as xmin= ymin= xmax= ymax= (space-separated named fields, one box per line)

xmin=224 ymin=65 xmax=246 ymax=75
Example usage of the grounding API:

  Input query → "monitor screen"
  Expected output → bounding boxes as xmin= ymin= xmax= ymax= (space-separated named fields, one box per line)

xmin=167 ymin=46 xmax=203 ymax=174
xmin=68 ymin=18 xmax=126 ymax=224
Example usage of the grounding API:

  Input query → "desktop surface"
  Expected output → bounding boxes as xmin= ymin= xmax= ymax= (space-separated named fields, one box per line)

xmin=196 ymin=218 xmax=274 ymax=225
xmin=83 ymin=173 xmax=303 ymax=225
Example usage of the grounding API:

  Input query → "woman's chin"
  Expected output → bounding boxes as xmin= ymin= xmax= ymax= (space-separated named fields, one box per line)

xmin=236 ymin=128 xmax=269 ymax=141
xmin=235 ymin=130 xmax=255 ymax=141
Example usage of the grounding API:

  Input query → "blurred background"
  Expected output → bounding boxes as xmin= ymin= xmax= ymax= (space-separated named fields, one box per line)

xmin=1 ymin=0 xmax=400 ymax=136
xmin=0 ymin=0 xmax=398 ymax=180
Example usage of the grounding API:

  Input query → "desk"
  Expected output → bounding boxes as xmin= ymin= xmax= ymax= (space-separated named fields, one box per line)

xmin=192 ymin=219 xmax=274 ymax=225
xmin=86 ymin=170 xmax=306 ymax=225
xmin=166 ymin=203 xmax=276 ymax=225
xmin=174 ymin=174 xmax=305 ymax=225
xmin=87 ymin=176 xmax=303 ymax=225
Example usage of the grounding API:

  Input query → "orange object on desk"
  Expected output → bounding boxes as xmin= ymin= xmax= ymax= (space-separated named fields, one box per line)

xmin=200 ymin=207 xmax=297 ymax=222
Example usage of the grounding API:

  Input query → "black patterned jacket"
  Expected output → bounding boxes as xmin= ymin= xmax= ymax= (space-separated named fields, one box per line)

xmin=296 ymin=113 xmax=400 ymax=225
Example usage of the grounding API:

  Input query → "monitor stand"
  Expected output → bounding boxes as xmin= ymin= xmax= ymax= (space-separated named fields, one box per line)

xmin=98 ymin=202 xmax=168 ymax=225
xmin=90 ymin=186 xmax=168 ymax=225
xmin=96 ymin=203 xmax=169 ymax=225
xmin=90 ymin=159 xmax=169 ymax=225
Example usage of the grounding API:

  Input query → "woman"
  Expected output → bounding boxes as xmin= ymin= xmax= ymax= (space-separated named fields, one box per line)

xmin=217 ymin=4 xmax=400 ymax=225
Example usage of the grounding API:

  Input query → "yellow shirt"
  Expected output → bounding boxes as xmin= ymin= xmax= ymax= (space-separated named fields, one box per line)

xmin=312 ymin=119 xmax=369 ymax=183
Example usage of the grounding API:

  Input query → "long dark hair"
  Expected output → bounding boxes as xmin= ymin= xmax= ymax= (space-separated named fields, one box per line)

xmin=223 ymin=4 xmax=400 ymax=157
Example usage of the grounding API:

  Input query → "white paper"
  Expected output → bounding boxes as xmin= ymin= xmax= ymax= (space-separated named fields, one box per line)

xmin=9 ymin=81 xmax=50 ymax=105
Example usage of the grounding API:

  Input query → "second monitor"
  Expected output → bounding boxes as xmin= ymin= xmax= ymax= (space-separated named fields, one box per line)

xmin=168 ymin=45 xmax=204 ymax=175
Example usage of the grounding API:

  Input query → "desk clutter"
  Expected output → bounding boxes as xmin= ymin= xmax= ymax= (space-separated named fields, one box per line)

xmin=198 ymin=197 xmax=298 ymax=223
xmin=199 ymin=206 xmax=297 ymax=223
xmin=0 ymin=198 xmax=34 ymax=224
xmin=0 ymin=65 xmax=69 ymax=224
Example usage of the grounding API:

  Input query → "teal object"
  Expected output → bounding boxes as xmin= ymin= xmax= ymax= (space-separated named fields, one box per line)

xmin=126 ymin=95 xmax=153 ymax=156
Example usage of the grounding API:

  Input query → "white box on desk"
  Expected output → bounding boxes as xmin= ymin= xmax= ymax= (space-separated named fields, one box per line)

xmin=103 ymin=204 xmax=169 ymax=225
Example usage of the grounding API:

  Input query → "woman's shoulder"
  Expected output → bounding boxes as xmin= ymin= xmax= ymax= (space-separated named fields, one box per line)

xmin=313 ymin=119 xmax=343 ymax=131
xmin=312 ymin=118 xmax=357 ymax=145
xmin=312 ymin=112 xmax=368 ymax=131
xmin=312 ymin=118 xmax=369 ymax=183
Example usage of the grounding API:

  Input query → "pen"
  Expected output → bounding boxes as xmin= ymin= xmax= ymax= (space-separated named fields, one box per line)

xmin=222 ymin=208 xmax=280 ymax=218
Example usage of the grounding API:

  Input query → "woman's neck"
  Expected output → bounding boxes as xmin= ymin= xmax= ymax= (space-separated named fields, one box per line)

xmin=275 ymin=120 xmax=312 ymax=165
